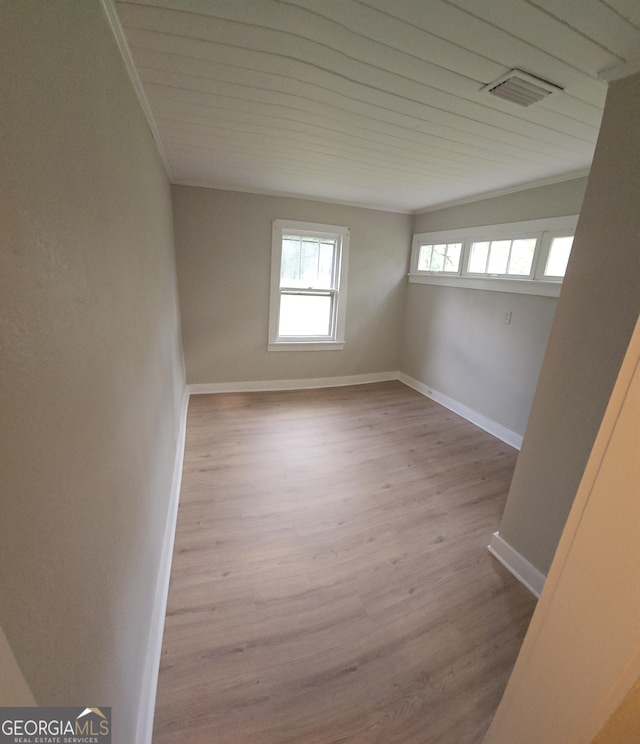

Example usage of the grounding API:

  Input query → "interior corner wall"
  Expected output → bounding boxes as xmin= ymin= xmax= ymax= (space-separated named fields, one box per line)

xmin=0 ymin=625 xmax=36 ymax=705
xmin=0 ymin=3 xmax=185 ymax=740
xmin=497 ymin=71 xmax=640 ymax=576
xmin=400 ymin=178 xmax=587 ymax=440
xmin=171 ymin=185 xmax=413 ymax=385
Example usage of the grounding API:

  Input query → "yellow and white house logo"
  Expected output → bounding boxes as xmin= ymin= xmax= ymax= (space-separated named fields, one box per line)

xmin=0 ymin=706 xmax=111 ymax=743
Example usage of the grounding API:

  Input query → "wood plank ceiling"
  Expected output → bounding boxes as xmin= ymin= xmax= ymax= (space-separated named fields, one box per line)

xmin=112 ymin=0 xmax=640 ymax=212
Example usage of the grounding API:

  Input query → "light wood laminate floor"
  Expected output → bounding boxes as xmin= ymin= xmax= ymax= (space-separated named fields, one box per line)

xmin=153 ymin=381 xmax=536 ymax=744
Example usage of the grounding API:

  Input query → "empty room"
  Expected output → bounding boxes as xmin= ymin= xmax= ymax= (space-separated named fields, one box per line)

xmin=1 ymin=2 xmax=639 ymax=744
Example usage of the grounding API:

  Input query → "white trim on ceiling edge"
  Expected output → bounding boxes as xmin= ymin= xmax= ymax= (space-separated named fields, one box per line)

xmin=136 ymin=388 xmax=189 ymax=744
xmin=488 ymin=531 xmax=546 ymax=598
xmin=99 ymin=0 xmax=173 ymax=179
xmin=171 ymin=180 xmax=414 ymax=215
xmin=414 ymin=169 xmax=590 ymax=215
xmin=171 ymin=173 xmax=591 ymax=217
xmin=599 ymin=57 xmax=640 ymax=82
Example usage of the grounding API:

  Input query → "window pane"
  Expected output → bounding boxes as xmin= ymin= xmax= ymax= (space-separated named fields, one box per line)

xmin=418 ymin=242 xmax=462 ymax=273
xmin=300 ymin=238 xmax=319 ymax=286
xmin=445 ymin=243 xmax=462 ymax=272
xmin=431 ymin=244 xmax=446 ymax=272
xmin=469 ymin=242 xmax=489 ymax=273
xmin=317 ymin=240 xmax=336 ymax=288
xmin=417 ymin=244 xmax=433 ymax=271
xmin=545 ymin=236 xmax=573 ymax=277
xmin=487 ymin=240 xmax=510 ymax=274
xmin=281 ymin=235 xmax=336 ymax=289
xmin=508 ymin=238 xmax=536 ymax=275
xmin=281 ymin=238 xmax=302 ymax=286
xmin=278 ymin=294 xmax=332 ymax=337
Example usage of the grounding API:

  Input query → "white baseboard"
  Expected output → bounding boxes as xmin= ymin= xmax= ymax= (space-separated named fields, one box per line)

xmin=487 ymin=531 xmax=546 ymax=598
xmin=397 ymin=373 xmax=523 ymax=450
xmin=189 ymin=372 xmax=523 ymax=450
xmin=189 ymin=371 xmax=397 ymax=395
xmin=136 ymin=387 xmax=190 ymax=744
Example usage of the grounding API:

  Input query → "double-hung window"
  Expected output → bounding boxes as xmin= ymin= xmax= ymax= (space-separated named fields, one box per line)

xmin=268 ymin=220 xmax=349 ymax=350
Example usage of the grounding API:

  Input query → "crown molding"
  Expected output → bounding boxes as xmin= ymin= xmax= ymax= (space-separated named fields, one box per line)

xmin=414 ymin=169 xmax=590 ymax=215
xmin=170 ymin=180 xmax=412 ymax=214
xmin=599 ymin=58 xmax=640 ymax=82
xmin=100 ymin=0 xmax=173 ymax=179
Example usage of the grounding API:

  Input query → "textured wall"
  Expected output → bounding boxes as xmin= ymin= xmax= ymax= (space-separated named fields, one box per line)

xmin=0 ymin=2 xmax=185 ymax=739
xmin=172 ymin=185 xmax=412 ymax=384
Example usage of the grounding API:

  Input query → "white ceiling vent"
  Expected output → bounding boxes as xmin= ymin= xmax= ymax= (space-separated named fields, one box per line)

xmin=482 ymin=69 xmax=563 ymax=107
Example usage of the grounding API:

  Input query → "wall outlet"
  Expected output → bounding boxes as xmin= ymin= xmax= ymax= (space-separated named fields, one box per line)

xmin=504 ymin=310 xmax=512 ymax=324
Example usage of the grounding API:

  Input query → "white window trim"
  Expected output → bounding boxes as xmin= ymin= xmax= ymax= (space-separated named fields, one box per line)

xmin=268 ymin=219 xmax=349 ymax=351
xmin=416 ymin=241 xmax=463 ymax=276
xmin=535 ymin=229 xmax=576 ymax=280
xmin=409 ymin=215 xmax=578 ymax=297
xmin=464 ymin=233 xmax=539 ymax=280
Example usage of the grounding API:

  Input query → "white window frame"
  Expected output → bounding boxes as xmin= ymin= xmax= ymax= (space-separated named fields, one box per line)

xmin=268 ymin=219 xmax=349 ymax=351
xmin=463 ymin=233 xmax=539 ymax=279
xmin=535 ymin=230 xmax=575 ymax=281
xmin=409 ymin=215 xmax=578 ymax=297
xmin=415 ymin=241 xmax=464 ymax=276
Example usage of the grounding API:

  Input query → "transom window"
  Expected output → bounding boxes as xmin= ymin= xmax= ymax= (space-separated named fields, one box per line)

xmin=409 ymin=216 xmax=578 ymax=297
xmin=467 ymin=237 xmax=537 ymax=277
xmin=543 ymin=235 xmax=574 ymax=279
xmin=417 ymin=242 xmax=462 ymax=273
xmin=269 ymin=220 xmax=349 ymax=350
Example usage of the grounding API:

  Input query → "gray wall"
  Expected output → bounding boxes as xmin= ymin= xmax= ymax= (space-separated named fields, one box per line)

xmin=172 ymin=185 xmax=412 ymax=384
xmin=402 ymin=286 xmax=558 ymax=437
xmin=0 ymin=3 xmax=185 ymax=740
xmin=499 ymin=72 xmax=640 ymax=575
xmin=401 ymin=178 xmax=587 ymax=439
xmin=413 ymin=177 xmax=588 ymax=234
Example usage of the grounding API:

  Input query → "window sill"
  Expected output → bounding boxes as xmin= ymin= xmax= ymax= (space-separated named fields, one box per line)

xmin=268 ymin=342 xmax=345 ymax=352
xmin=408 ymin=273 xmax=562 ymax=297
